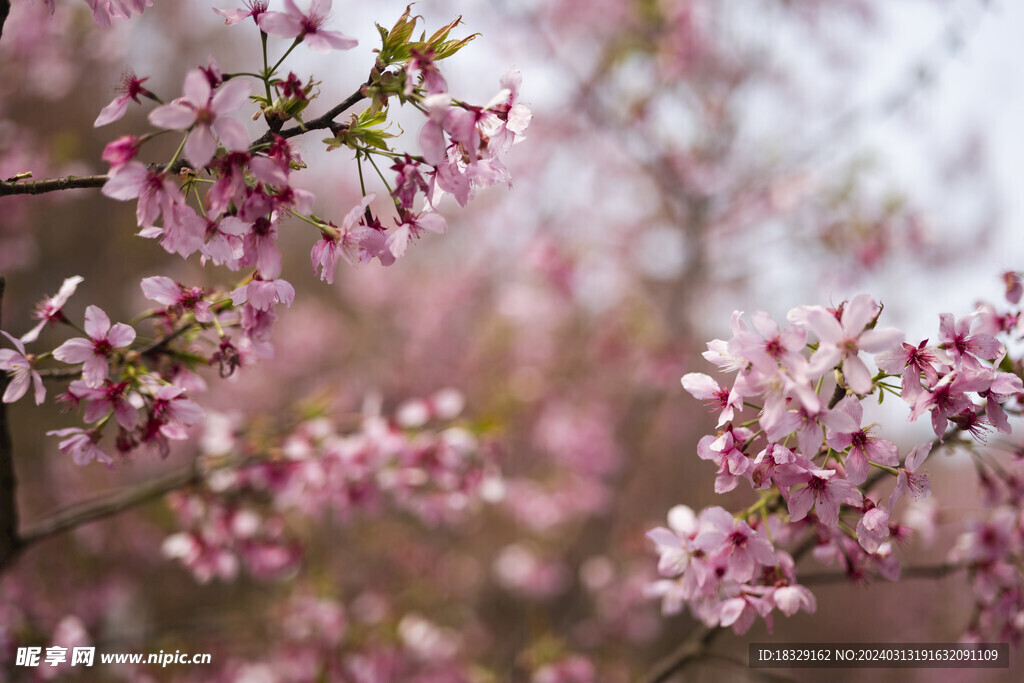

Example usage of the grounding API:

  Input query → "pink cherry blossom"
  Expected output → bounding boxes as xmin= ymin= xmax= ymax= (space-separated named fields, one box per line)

xmin=230 ymin=278 xmax=296 ymax=311
xmin=482 ymin=68 xmax=532 ymax=154
xmin=203 ymin=215 xmax=250 ymax=270
xmin=405 ymin=48 xmax=448 ymax=96
xmin=750 ymin=442 xmax=796 ymax=490
xmin=1003 ymin=271 xmax=1022 ymax=304
xmin=776 ymin=463 xmax=863 ymax=528
xmin=140 ymin=202 xmax=207 ymax=257
xmin=646 ymin=505 xmax=699 ymax=576
xmin=20 ymin=275 xmax=83 ymax=343
xmin=102 ymin=162 xmax=184 ymax=227
xmin=982 ymin=371 xmax=1024 ymax=434
xmin=888 ymin=443 xmax=931 ymax=511
xmin=68 ymin=379 xmax=138 ymax=430
xmin=86 ymin=0 xmax=153 ymax=29
xmin=419 ymin=94 xmax=453 ymax=167
xmin=206 ymin=152 xmax=254 ymax=219
xmin=101 ymin=135 xmax=143 ymax=171
xmin=875 ymin=339 xmax=947 ymax=401
xmin=825 ymin=396 xmax=899 ymax=485
xmin=148 ymin=69 xmax=251 ymax=169
xmin=681 ymin=372 xmax=742 ymax=427
xmin=792 ymin=294 xmax=904 ymax=395
xmin=908 ymin=368 xmax=991 ymax=438
xmin=47 ymin=427 xmax=112 ymax=466
xmin=856 ymin=503 xmax=891 ymax=554
xmin=717 ymin=591 xmax=773 ymax=634
xmin=52 ymin=305 xmax=136 ymax=388
xmin=692 ymin=506 xmax=778 ymax=583
xmin=938 ymin=312 xmax=1003 ymax=370
xmin=0 ymin=331 xmax=45 ymax=404
xmin=94 ymin=70 xmax=153 ymax=127
xmin=214 ymin=0 xmax=269 ymax=26
xmin=141 ymin=276 xmax=214 ymax=323
xmin=386 ymin=209 xmax=447 ymax=259
xmin=772 ymin=584 xmax=816 ymax=617
xmin=697 ymin=427 xmax=755 ymax=493
xmin=258 ymin=0 xmax=357 ymax=53
xmin=148 ymin=384 xmax=204 ymax=435
xmin=729 ymin=310 xmax=807 ymax=377
xmin=239 ymin=214 xmax=282 ymax=278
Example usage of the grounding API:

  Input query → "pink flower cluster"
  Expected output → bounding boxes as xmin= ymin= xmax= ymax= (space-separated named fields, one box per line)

xmin=647 ymin=505 xmax=815 ymax=633
xmin=0 ymin=6 xmax=529 ymax=470
xmin=649 ymin=292 xmax=1024 ymax=634
xmin=161 ymin=394 xmax=501 ymax=582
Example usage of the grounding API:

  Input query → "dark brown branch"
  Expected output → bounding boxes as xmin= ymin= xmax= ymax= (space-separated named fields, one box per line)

xmin=0 ymin=1 xmax=10 ymax=43
xmin=18 ymin=462 xmax=202 ymax=549
xmin=0 ymin=174 xmax=109 ymax=196
xmin=639 ymin=433 xmax=964 ymax=682
xmin=643 ymin=624 xmax=720 ymax=683
xmin=0 ymin=85 xmax=369 ymax=198
xmin=0 ymin=277 xmax=21 ymax=569
xmin=800 ymin=562 xmax=967 ymax=586
xmin=251 ymin=83 xmax=369 ymax=147
xmin=35 ymin=368 xmax=82 ymax=380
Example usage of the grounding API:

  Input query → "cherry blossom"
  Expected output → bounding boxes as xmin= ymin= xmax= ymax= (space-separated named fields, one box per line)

xmin=856 ymin=504 xmax=891 ymax=554
xmin=93 ymin=70 xmax=153 ymax=127
xmin=148 ymin=69 xmax=251 ymax=168
xmin=141 ymin=276 xmax=214 ymax=322
xmin=875 ymin=339 xmax=946 ymax=400
xmin=937 ymin=312 xmax=1003 ymax=370
xmin=214 ymin=0 xmax=269 ymax=26
xmin=259 ymin=0 xmax=357 ymax=53
xmin=52 ymin=305 xmax=136 ymax=388
xmin=86 ymin=0 xmax=153 ymax=29
xmin=775 ymin=462 xmax=863 ymax=529
xmin=101 ymin=162 xmax=184 ymax=227
xmin=67 ymin=379 xmax=138 ymax=430
xmin=825 ymin=396 xmax=899 ymax=485
xmin=680 ymin=372 xmax=742 ymax=427
xmin=46 ymin=427 xmax=112 ymax=466
xmin=793 ymin=294 xmax=904 ymax=395
xmin=230 ymin=277 xmax=295 ymax=311
xmin=20 ymin=275 xmax=83 ymax=343
xmin=692 ymin=507 xmax=778 ymax=583
xmin=0 ymin=331 xmax=45 ymax=404
xmin=888 ymin=443 xmax=932 ymax=511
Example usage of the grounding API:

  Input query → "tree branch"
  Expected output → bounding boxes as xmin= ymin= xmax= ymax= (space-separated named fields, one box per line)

xmin=799 ymin=562 xmax=967 ymax=586
xmin=0 ymin=84 xmax=369 ymax=198
xmin=643 ymin=624 xmax=721 ymax=683
xmin=0 ymin=277 xmax=21 ymax=569
xmin=17 ymin=461 xmax=202 ymax=549
xmin=251 ymin=83 xmax=369 ymax=147
xmin=0 ymin=1 xmax=9 ymax=44
xmin=35 ymin=368 xmax=82 ymax=380
xmin=638 ymin=433 xmax=966 ymax=682
xmin=0 ymin=174 xmax=109 ymax=196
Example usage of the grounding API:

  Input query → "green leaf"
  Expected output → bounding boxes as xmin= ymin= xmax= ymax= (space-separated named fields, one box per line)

xmin=323 ymin=109 xmax=397 ymax=152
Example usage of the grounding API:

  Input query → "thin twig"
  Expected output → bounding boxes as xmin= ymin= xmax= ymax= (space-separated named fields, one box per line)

xmin=641 ymin=430 xmax=964 ymax=682
xmin=0 ymin=174 xmax=109 ymax=196
xmin=250 ymin=82 xmax=370 ymax=148
xmin=800 ymin=561 xmax=967 ymax=586
xmin=18 ymin=462 xmax=202 ymax=548
xmin=0 ymin=85 xmax=369 ymax=198
xmin=643 ymin=624 xmax=720 ymax=683
xmin=35 ymin=368 xmax=81 ymax=380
